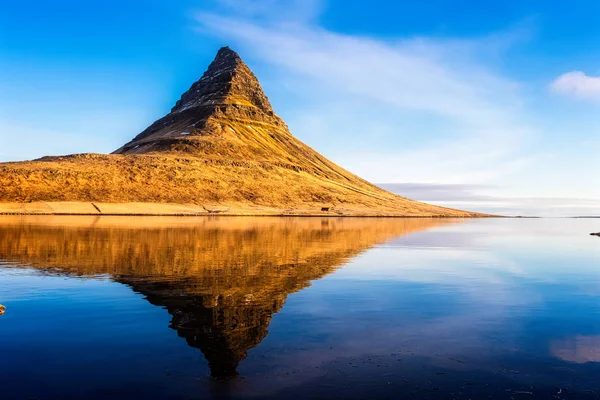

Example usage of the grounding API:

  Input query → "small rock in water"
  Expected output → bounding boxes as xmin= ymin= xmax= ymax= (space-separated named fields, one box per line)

xmin=0 ymin=304 xmax=5 ymax=315
xmin=591 ymin=232 xmax=600 ymax=236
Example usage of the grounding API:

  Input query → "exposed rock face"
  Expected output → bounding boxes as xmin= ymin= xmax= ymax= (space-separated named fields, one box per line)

xmin=171 ymin=47 xmax=276 ymax=117
xmin=109 ymin=46 xmax=360 ymax=186
xmin=113 ymin=46 xmax=285 ymax=156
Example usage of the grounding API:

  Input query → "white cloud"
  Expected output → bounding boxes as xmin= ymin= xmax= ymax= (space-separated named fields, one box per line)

xmin=191 ymin=1 xmax=600 ymax=213
xmin=550 ymin=71 xmax=600 ymax=102
xmin=193 ymin=10 xmax=541 ymax=186
xmin=207 ymin=0 xmax=322 ymax=26
xmin=379 ymin=183 xmax=600 ymax=216
xmin=198 ymin=15 xmax=518 ymax=125
xmin=551 ymin=335 xmax=600 ymax=363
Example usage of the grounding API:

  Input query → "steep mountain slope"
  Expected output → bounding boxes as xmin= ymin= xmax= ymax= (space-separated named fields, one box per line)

xmin=0 ymin=47 xmax=483 ymax=216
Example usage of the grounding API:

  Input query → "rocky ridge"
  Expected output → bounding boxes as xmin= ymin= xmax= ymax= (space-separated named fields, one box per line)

xmin=113 ymin=47 xmax=285 ymax=156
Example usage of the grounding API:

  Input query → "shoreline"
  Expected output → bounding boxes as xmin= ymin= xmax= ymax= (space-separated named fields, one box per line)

xmin=0 ymin=201 xmax=493 ymax=218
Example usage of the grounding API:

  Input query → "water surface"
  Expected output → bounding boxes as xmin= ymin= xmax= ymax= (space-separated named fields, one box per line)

xmin=0 ymin=216 xmax=599 ymax=399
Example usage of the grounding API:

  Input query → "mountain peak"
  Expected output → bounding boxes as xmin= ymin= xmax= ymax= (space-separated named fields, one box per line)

xmin=112 ymin=46 xmax=283 ymax=155
xmin=214 ymin=45 xmax=242 ymax=63
xmin=170 ymin=46 xmax=273 ymax=114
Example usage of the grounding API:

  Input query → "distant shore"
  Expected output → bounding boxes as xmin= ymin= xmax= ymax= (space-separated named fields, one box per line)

xmin=0 ymin=201 xmax=492 ymax=217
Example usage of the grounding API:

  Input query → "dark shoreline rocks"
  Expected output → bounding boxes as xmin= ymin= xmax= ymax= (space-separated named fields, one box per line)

xmin=591 ymin=232 xmax=600 ymax=236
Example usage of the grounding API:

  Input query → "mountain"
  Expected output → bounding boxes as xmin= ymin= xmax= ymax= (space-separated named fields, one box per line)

xmin=0 ymin=47 xmax=483 ymax=216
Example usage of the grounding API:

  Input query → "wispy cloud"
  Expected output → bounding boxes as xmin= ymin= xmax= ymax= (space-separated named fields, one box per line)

xmin=380 ymin=183 xmax=600 ymax=217
xmin=194 ymin=1 xmax=541 ymax=186
xmin=197 ymin=15 xmax=519 ymax=125
xmin=192 ymin=1 xmax=600 ymax=215
xmin=211 ymin=0 xmax=322 ymax=23
xmin=379 ymin=183 xmax=494 ymax=202
xmin=550 ymin=71 xmax=600 ymax=103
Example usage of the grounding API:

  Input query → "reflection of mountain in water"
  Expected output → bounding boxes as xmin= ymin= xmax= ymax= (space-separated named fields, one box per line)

xmin=140 ymin=282 xmax=283 ymax=379
xmin=0 ymin=216 xmax=457 ymax=378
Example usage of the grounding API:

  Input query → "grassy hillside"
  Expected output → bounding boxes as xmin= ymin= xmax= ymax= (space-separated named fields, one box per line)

xmin=0 ymin=152 xmax=480 ymax=216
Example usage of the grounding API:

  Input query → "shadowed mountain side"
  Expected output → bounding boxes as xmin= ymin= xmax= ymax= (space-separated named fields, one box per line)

xmin=0 ymin=47 xmax=482 ymax=217
xmin=0 ymin=216 xmax=460 ymax=378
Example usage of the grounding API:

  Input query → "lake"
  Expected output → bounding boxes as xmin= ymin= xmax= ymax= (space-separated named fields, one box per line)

xmin=0 ymin=216 xmax=599 ymax=399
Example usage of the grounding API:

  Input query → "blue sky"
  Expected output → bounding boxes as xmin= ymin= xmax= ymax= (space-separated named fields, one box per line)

xmin=1 ymin=0 xmax=599 ymax=216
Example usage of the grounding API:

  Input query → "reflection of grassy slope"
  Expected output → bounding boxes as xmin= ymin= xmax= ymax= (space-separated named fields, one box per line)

xmin=0 ymin=216 xmax=459 ymax=379
xmin=0 ymin=216 xmax=455 ymax=296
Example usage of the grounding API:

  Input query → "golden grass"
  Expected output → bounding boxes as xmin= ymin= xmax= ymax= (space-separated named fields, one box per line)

xmin=0 ymin=115 xmax=487 ymax=217
xmin=0 ymin=151 xmax=482 ymax=216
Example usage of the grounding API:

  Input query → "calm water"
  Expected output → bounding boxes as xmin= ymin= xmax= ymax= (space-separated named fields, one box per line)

xmin=0 ymin=216 xmax=599 ymax=399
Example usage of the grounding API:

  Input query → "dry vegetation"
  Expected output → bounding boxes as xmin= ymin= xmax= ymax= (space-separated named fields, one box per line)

xmin=0 ymin=146 xmax=481 ymax=216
